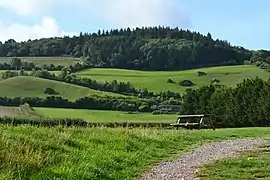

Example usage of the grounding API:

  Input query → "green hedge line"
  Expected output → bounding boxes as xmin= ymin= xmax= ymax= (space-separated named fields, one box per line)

xmin=0 ymin=116 xmax=173 ymax=128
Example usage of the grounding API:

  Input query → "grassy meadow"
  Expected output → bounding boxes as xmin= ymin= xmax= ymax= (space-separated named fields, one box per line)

xmin=33 ymin=108 xmax=177 ymax=123
xmin=0 ymin=126 xmax=269 ymax=180
xmin=76 ymin=65 xmax=270 ymax=93
xmin=0 ymin=76 xmax=122 ymax=100
xmin=0 ymin=57 xmax=80 ymax=66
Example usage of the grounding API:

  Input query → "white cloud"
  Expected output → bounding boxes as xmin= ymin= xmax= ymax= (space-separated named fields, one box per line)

xmin=0 ymin=0 xmax=51 ymax=16
xmin=84 ymin=0 xmax=190 ymax=28
xmin=0 ymin=17 xmax=74 ymax=42
xmin=0 ymin=0 xmax=190 ymax=41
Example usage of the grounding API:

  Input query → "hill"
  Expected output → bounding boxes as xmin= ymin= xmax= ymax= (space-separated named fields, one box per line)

xmin=0 ymin=27 xmax=255 ymax=71
xmin=1 ymin=27 xmax=270 ymax=72
xmin=0 ymin=76 xmax=122 ymax=100
xmin=33 ymin=108 xmax=176 ymax=123
xmin=76 ymin=65 xmax=270 ymax=93
xmin=0 ymin=57 xmax=80 ymax=67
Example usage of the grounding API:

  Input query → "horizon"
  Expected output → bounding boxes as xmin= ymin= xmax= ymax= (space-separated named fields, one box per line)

xmin=0 ymin=0 xmax=269 ymax=50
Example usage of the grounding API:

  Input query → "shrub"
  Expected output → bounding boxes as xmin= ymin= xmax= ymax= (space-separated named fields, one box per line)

xmin=167 ymin=79 xmax=175 ymax=83
xmin=197 ymin=71 xmax=207 ymax=76
xmin=179 ymin=80 xmax=195 ymax=87
xmin=44 ymin=88 xmax=57 ymax=95
xmin=211 ymin=78 xmax=220 ymax=84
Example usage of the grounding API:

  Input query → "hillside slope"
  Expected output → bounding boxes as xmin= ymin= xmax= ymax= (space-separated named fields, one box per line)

xmin=76 ymin=65 xmax=270 ymax=93
xmin=0 ymin=76 xmax=122 ymax=100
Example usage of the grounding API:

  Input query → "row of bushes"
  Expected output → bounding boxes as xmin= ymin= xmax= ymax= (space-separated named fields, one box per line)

xmin=0 ymin=61 xmax=64 ymax=71
xmin=180 ymin=77 xmax=270 ymax=128
xmin=0 ymin=96 xmax=181 ymax=112
xmin=0 ymin=116 xmax=172 ymax=128
xmin=1 ymin=57 xmax=90 ymax=72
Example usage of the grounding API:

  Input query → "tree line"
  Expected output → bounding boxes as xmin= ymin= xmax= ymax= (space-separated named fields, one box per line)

xmin=0 ymin=57 xmax=88 ymax=72
xmin=180 ymin=77 xmax=270 ymax=128
xmin=0 ymin=26 xmax=255 ymax=70
xmin=0 ymin=95 xmax=180 ymax=113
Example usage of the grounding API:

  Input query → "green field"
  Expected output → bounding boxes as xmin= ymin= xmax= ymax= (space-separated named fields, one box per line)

xmin=0 ymin=126 xmax=269 ymax=180
xmin=76 ymin=65 xmax=270 ymax=93
xmin=0 ymin=57 xmax=80 ymax=66
xmin=0 ymin=76 xmax=122 ymax=100
xmin=33 ymin=108 xmax=177 ymax=123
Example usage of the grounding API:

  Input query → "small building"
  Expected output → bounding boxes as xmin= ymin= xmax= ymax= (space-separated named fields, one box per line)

xmin=158 ymin=105 xmax=181 ymax=113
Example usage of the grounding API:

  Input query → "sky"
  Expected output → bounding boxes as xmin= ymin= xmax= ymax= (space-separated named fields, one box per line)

xmin=0 ymin=0 xmax=269 ymax=50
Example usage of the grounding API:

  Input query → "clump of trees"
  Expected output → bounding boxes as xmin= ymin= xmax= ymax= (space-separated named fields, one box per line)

xmin=197 ymin=71 xmax=207 ymax=76
xmin=10 ymin=58 xmax=22 ymax=70
xmin=179 ymin=80 xmax=195 ymax=87
xmin=211 ymin=78 xmax=220 ymax=84
xmin=44 ymin=88 xmax=58 ymax=95
xmin=180 ymin=77 xmax=270 ymax=128
xmin=167 ymin=79 xmax=175 ymax=83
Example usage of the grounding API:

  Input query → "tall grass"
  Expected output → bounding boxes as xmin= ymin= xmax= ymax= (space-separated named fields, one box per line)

xmin=0 ymin=126 xmax=269 ymax=179
xmin=0 ymin=116 xmax=175 ymax=128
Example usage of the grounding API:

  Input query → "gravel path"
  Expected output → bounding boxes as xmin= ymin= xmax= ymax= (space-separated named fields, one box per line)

xmin=140 ymin=138 xmax=266 ymax=180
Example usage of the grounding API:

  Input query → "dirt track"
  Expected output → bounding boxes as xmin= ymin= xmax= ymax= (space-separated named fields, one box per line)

xmin=140 ymin=138 xmax=266 ymax=180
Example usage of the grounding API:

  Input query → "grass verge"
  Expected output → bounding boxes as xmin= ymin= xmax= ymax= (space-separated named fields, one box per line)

xmin=197 ymin=138 xmax=270 ymax=180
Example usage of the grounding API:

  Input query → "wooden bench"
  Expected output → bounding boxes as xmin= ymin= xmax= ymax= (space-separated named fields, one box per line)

xmin=170 ymin=114 xmax=215 ymax=130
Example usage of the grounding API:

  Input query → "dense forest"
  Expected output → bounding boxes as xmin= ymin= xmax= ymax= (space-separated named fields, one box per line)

xmin=2 ymin=26 xmax=268 ymax=70
xmin=180 ymin=77 xmax=270 ymax=128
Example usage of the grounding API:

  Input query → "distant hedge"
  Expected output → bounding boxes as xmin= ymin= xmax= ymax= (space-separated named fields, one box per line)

xmin=0 ymin=95 xmax=181 ymax=113
xmin=0 ymin=116 xmax=172 ymax=128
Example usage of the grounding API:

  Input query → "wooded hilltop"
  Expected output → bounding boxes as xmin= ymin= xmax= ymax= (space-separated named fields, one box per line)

xmin=1 ymin=26 xmax=269 ymax=70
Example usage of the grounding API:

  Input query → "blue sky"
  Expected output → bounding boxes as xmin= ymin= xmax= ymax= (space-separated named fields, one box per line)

xmin=0 ymin=0 xmax=269 ymax=50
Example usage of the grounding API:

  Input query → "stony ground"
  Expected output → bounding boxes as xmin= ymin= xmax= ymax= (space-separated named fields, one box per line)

xmin=140 ymin=138 xmax=266 ymax=180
